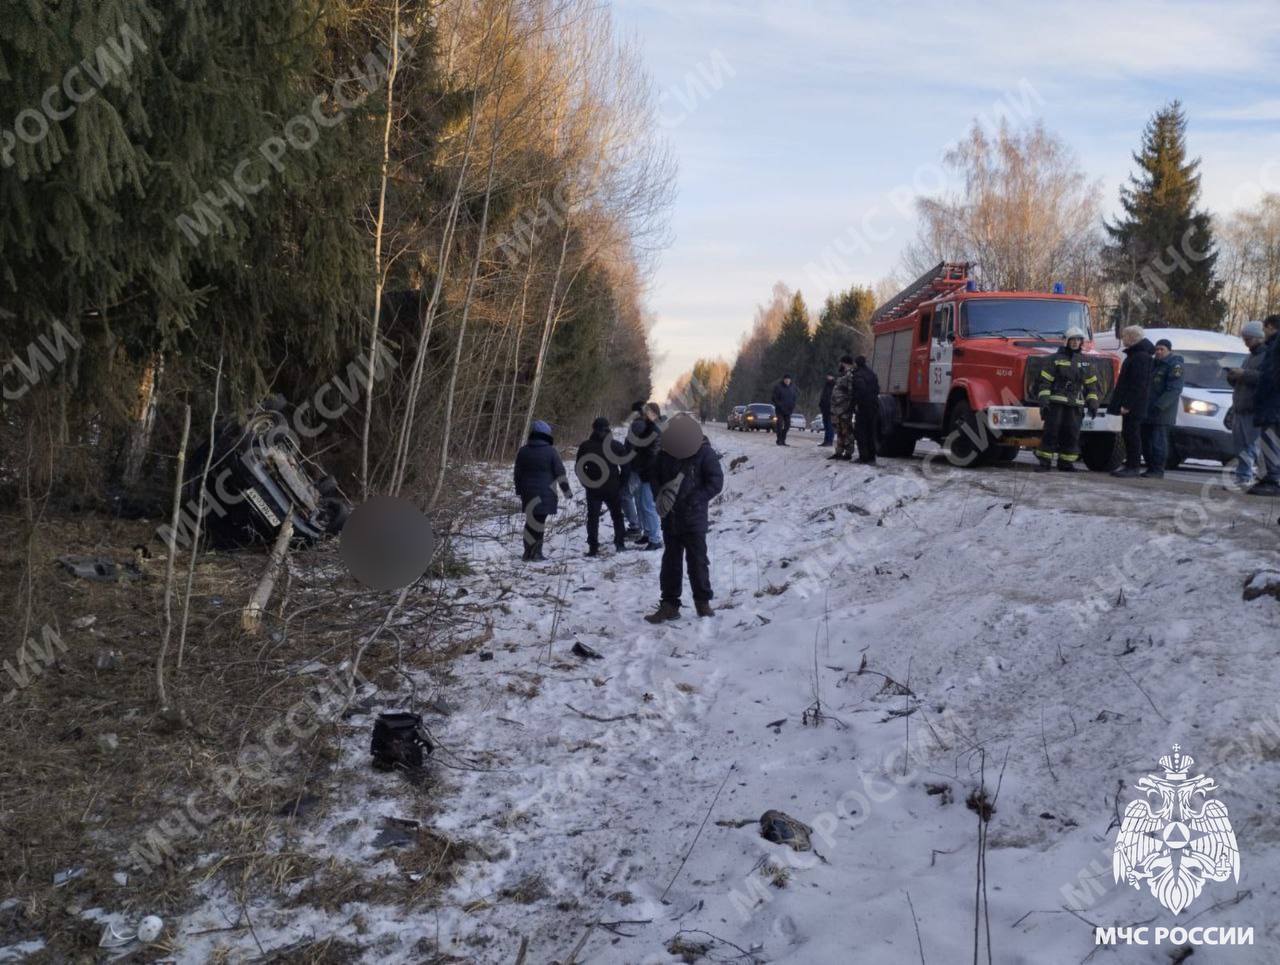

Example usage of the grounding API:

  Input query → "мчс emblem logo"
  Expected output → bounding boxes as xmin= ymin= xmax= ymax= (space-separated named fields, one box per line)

xmin=1113 ymin=745 xmax=1239 ymax=915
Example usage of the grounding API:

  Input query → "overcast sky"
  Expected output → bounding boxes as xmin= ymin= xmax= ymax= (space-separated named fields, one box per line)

xmin=611 ymin=0 xmax=1280 ymax=397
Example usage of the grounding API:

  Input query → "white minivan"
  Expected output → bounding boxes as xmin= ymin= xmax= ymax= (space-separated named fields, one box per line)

xmin=1094 ymin=327 xmax=1249 ymax=468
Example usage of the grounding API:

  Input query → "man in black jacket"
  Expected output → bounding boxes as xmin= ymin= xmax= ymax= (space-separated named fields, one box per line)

xmin=644 ymin=415 xmax=725 ymax=622
xmin=849 ymin=356 xmax=880 ymax=464
xmin=1108 ymin=326 xmax=1155 ymax=478
xmin=818 ymin=373 xmax=836 ymax=447
xmin=771 ymin=375 xmax=798 ymax=446
xmin=513 ymin=419 xmax=572 ymax=561
xmin=575 ymin=417 xmax=629 ymax=557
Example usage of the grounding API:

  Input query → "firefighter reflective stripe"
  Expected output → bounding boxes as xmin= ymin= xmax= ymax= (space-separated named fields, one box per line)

xmin=1058 ymin=451 xmax=1079 ymax=462
xmin=1035 ymin=448 xmax=1055 ymax=460
xmin=1083 ymin=372 xmax=1099 ymax=403
xmin=1038 ymin=368 xmax=1054 ymax=401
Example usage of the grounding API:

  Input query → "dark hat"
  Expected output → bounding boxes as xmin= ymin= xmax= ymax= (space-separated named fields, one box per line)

xmin=631 ymin=400 xmax=647 ymax=414
xmin=591 ymin=416 xmax=610 ymax=432
xmin=1264 ymin=314 xmax=1280 ymax=329
xmin=854 ymin=355 xmax=867 ymax=366
xmin=1156 ymin=338 xmax=1173 ymax=350
xmin=840 ymin=354 xmax=854 ymax=365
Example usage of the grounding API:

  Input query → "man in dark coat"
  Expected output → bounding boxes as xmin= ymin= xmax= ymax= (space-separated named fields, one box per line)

xmin=828 ymin=355 xmax=855 ymax=461
xmin=575 ymin=416 xmax=630 ymax=557
xmin=1225 ymin=320 xmax=1268 ymax=486
xmin=626 ymin=402 xmax=664 ymax=549
xmin=771 ymin=375 xmax=798 ymax=446
xmin=1140 ymin=338 xmax=1184 ymax=479
xmin=849 ymin=356 xmax=880 ymax=464
xmin=818 ymin=373 xmax=836 ymax=447
xmin=1108 ymin=326 xmax=1155 ymax=477
xmin=1035 ymin=327 xmax=1100 ymax=472
xmin=644 ymin=415 xmax=725 ymax=622
xmin=1248 ymin=314 xmax=1280 ymax=495
xmin=513 ymin=419 xmax=571 ymax=561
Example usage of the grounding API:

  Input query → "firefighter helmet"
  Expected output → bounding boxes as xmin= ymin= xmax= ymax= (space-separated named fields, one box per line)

xmin=1064 ymin=326 xmax=1087 ymax=342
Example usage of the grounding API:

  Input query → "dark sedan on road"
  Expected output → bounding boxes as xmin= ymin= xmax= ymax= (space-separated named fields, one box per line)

xmin=743 ymin=403 xmax=777 ymax=431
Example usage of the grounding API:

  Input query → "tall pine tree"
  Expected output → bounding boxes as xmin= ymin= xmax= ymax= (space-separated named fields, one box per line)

xmin=1104 ymin=102 xmax=1225 ymax=329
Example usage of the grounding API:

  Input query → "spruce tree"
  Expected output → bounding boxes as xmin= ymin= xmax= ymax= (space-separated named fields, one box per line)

xmin=1104 ymin=101 xmax=1225 ymax=329
xmin=763 ymin=291 xmax=811 ymax=398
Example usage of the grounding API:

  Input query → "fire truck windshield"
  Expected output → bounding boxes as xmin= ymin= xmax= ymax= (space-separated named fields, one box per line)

xmin=960 ymin=299 xmax=1092 ymax=339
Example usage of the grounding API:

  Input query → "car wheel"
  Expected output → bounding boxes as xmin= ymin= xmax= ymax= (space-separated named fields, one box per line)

xmin=945 ymin=399 xmax=992 ymax=467
xmin=1081 ymin=433 xmax=1125 ymax=472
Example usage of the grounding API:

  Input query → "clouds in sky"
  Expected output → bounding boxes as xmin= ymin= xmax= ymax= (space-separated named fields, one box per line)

xmin=612 ymin=0 xmax=1280 ymax=394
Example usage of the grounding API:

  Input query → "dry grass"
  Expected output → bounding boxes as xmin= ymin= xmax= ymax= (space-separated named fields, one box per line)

xmin=0 ymin=481 xmax=490 ymax=960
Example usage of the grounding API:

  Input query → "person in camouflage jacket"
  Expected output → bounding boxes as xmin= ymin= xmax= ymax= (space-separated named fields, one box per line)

xmin=828 ymin=355 xmax=855 ymax=461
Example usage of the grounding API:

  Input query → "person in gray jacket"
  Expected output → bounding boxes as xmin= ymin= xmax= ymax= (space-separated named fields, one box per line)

xmin=1226 ymin=320 xmax=1269 ymax=485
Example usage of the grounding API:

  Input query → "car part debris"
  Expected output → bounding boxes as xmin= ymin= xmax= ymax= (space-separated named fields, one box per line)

xmin=136 ymin=916 xmax=163 ymax=943
xmin=572 ymin=641 xmax=603 ymax=660
xmin=759 ymin=810 xmax=813 ymax=852
xmin=95 ymin=650 xmax=123 ymax=671
xmin=371 ymin=712 xmax=432 ymax=771
xmin=56 ymin=556 xmax=142 ymax=582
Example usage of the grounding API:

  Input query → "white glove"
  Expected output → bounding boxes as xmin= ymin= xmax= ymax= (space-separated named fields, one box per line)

xmin=657 ymin=472 xmax=684 ymax=518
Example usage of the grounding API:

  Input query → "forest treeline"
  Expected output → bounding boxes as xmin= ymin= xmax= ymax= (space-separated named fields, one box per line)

xmin=674 ymin=102 xmax=1280 ymax=419
xmin=0 ymin=0 xmax=672 ymax=506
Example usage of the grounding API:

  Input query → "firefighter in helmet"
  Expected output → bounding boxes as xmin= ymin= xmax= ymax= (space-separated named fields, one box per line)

xmin=1035 ymin=326 xmax=1099 ymax=472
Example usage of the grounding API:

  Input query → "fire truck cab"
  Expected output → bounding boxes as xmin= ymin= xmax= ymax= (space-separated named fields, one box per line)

xmin=869 ymin=262 xmax=1124 ymax=469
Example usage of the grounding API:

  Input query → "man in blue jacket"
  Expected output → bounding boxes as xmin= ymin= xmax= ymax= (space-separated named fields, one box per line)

xmin=513 ymin=419 xmax=571 ymax=561
xmin=644 ymin=415 xmax=725 ymax=622
xmin=1140 ymin=338 xmax=1184 ymax=480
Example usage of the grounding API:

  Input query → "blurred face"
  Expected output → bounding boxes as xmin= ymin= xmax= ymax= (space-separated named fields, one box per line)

xmin=1155 ymin=345 xmax=1170 ymax=361
xmin=1067 ymin=337 xmax=1083 ymax=351
xmin=1266 ymin=324 xmax=1279 ymax=340
xmin=1244 ymin=336 xmax=1262 ymax=350
xmin=783 ymin=377 xmax=791 ymax=385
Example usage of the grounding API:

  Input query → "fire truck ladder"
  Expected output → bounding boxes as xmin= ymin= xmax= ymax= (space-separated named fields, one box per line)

xmin=869 ymin=261 xmax=971 ymax=325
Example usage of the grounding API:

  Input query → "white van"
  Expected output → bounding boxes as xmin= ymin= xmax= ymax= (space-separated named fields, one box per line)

xmin=1094 ymin=327 xmax=1249 ymax=468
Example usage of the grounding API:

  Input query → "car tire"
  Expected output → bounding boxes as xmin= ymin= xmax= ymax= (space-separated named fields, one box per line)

xmin=945 ymin=399 xmax=992 ymax=467
xmin=1081 ymin=433 xmax=1125 ymax=472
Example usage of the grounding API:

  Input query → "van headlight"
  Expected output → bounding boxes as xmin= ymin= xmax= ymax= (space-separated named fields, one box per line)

xmin=1182 ymin=398 xmax=1219 ymax=416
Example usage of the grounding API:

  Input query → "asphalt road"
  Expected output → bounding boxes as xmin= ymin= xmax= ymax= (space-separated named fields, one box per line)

xmin=724 ymin=425 xmax=1280 ymax=507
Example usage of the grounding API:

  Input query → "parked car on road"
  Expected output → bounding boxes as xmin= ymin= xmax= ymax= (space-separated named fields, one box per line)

xmin=727 ymin=405 xmax=747 ymax=430
xmin=1095 ymin=327 xmax=1247 ymax=467
xmin=743 ymin=403 xmax=776 ymax=431
xmin=790 ymin=413 xmax=807 ymax=430
xmin=809 ymin=414 xmax=825 ymax=434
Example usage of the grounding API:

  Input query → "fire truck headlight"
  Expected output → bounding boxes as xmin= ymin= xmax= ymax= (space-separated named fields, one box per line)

xmin=1183 ymin=398 xmax=1218 ymax=416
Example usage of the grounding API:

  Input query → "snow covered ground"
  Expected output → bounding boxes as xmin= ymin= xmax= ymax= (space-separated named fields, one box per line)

xmin=159 ymin=426 xmax=1280 ymax=964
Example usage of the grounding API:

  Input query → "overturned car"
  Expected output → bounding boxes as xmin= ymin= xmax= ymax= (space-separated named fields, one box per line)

xmin=190 ymin=398 xmax=351 ymax=548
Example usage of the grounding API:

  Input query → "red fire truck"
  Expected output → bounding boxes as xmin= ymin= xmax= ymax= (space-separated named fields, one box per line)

xmin=869 ymin=262 xmax=1123 ymax=469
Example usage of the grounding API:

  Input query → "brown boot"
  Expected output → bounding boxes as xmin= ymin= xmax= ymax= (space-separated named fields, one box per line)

xmin=643 ymin=601 xmax=680 ymax=624
xmin=695 ymin=600 xmax=714 ymax=618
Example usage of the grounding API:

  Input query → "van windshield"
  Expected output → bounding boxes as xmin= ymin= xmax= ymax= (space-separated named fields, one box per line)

xmin=1179 ymin=350 xmax=1247 ymax=390
xmin=961 ymin=299 xmax=1092 ymax=339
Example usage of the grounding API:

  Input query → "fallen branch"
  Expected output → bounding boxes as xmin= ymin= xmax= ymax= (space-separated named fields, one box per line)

xmin=156 ymin=405 xmax=191 ymax=712
xmin=242 ymin=514 xmax=294 ymax=635
xmin=660 ymin=763 xmax=735 ymax=902
xmin=564 ymin=703 xmax=637 ymax=724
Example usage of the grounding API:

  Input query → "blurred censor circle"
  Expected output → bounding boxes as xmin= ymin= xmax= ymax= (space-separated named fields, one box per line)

xmin=339 ymin=495 xmax=435 ymax=591
xmin=662 ymin=412 xmax=703 ymax=459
